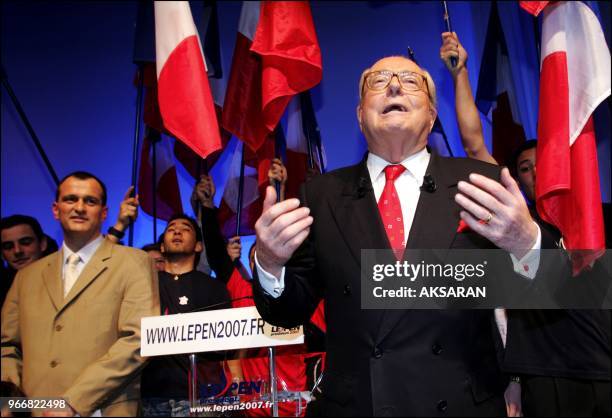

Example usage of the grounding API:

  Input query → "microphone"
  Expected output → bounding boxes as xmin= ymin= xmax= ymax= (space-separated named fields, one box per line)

xmin=421 ymin=174 xmax=437 ymax=193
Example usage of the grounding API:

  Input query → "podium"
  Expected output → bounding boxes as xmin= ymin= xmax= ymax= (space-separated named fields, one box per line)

xmin=141 ymin=306 xmax=306 ymax=416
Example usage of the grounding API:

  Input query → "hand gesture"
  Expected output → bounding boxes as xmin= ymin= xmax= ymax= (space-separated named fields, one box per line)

xmin=440 ymin=31 xmax=468 ymax=75
xmin=193 ymin=174 xmax=216 ymax=209
xmin=254 ymin=186 xmax=313 ymax=278
xmin=115 ymin=186 xmax=139 ymax=231
xmin=455 ymin=168 xmax=539 ymax=259
xmin=268 ymin=158 xmax=288 ymax=185
xmin=227 ymin=236 xmax=242 ymax=262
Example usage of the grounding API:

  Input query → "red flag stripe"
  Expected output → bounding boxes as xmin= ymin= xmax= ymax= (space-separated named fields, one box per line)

xmin=222 ymin=1 xmax=322 ymax=151
xmin=157 ymin=35 xmax=221 ymax=158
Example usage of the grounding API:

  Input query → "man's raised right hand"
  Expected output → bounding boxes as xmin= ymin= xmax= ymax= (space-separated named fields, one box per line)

xmin=254 ymin=186 xmax=313 ymax=279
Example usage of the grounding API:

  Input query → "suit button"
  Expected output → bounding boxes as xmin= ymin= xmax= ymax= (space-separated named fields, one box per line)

xmin=373 ymin=347 xmax=383 ymax=359
xmin=55 ymin=324 xmax=63 ymax=331
xmin=50 ymin=360 xmax=58 ymax=368
xmin=437 ymin=400 xmax=447 ymax=412
xmin=343 ymin=284 xmax=351 ymax=295
xmin=432 ymin=343 xmax=443 ymax=355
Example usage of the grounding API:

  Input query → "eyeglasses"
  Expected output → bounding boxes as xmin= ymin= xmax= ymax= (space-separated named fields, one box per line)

xmin=363 ymin=70 xmax=428 ymax=94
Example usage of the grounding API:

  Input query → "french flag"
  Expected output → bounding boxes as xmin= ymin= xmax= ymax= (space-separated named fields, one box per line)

xmin=222 ymin=1 xmax=322 ymax=152
xmin=521 ymin=1 xmax=610 ymax=272
xmin=154 ymin=1 xmax=221 ymax=159
xmin=173 ymin=0 xmax=232 ymax=178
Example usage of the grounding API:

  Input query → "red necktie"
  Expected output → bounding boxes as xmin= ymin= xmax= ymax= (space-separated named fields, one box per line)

xmin=378 ymin=164 xmax=406 ymax=257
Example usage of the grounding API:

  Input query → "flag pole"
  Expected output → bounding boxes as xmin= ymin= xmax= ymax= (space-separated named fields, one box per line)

xmin=300 ymin=91 xmax=325 ymax=173
xmin=235 ymin=142 xmax=246 ymax=237
xmin=441 ymin=1 xmax=457 ymax=68
xmin=195 ymin=158 xmax=209 ymax=230
xmin=129 ymin=63 xmax=145 ymax=247
xmin=532 ymin=14 xmax=541 ymax=62
xmin=314 ymin=128 xmax=326 ymax=174
xmin=407 ymin=46 xmax=453 ymax=157
xmin=151 ymin=134 xmax=158 ymax=241
xmin=0 ymin=65 xmax=60 ymax=186
xmin=274 ymin=127 xmax=286 ymax=202
xmin=301 ymin=95 xmax=315 ymax=170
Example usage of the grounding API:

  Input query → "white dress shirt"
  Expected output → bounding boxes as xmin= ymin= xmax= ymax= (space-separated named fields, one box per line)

xmin=256 ymin=149 xmax=541 ymax=298
xmin=61 ymin=234 xmax=105 ymax=295
xmin=367 ymin=147 xmax=430 ymax=245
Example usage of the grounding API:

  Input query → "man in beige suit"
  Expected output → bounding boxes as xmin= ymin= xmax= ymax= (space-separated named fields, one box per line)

xmin=1 ymin=171 xmax=159 ymax=416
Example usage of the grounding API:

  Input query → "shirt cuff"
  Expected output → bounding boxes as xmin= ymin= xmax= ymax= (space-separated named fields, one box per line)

xmin=254 ymin=252 xmax=286 ymax=299
xmin=509 ymin=222 xmax=541 ymax=280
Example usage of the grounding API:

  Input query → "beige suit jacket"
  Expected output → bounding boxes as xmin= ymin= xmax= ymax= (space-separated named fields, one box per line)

xmin=1 ymin=238 xmax=159 ymax=416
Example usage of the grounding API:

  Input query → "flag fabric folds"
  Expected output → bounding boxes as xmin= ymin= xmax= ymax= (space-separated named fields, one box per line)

xmin=133 ymin=62 xmax=183 ymax=222
xmin=476 ymin=1 xmax=527 ymax=164
xmin=216 ymin=138 xmax=275 ymax=238
xmin=284 ymin=92 xmax=326 ymax=199
xmin=222 ymin=1 xmax=322 ymax=151
xmin=522 ymin=1 xmax=610 ymax=272
xmin=173 ymin=0 xmax=231 ymax=178
xmin=154 ymin=1 xmax=221 ymax=159
xmin=519 ymin=1 xmax=550 ymax=16
xmin=138 ymin=127 xmax=184 ymax=221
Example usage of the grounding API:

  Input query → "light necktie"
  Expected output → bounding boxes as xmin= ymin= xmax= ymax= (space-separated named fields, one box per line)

xmin=378 ymin=164 xmax=406 ymax=258
xmin=64 ymin=253 xmax=81 ymax=297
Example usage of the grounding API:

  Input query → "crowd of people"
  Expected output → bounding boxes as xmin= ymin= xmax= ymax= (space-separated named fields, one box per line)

xmin=1 ymin=32 xmax=609 ymax=417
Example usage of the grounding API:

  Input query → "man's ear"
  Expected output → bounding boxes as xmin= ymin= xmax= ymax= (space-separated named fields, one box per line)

xmin=101 ymin=205 xmax=108 ymax=222
xmin=356 ymin=104 xmax=364 ymax=132
xmin=195 ymin=241 xmax=203 ymax=253
xmin=40 ymin=236 xmax=48 ymax=252
xmin=52 ymin=202 xmax=60 ymax=220
xmin=428 ymin=107 xmax=437 ymax=133
xmin=160 ymin=243 xmax=166 ymax=254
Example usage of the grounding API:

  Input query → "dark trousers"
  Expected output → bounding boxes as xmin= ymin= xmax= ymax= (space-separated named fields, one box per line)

xmin=522 ymin=376 xmax=611 ymax=417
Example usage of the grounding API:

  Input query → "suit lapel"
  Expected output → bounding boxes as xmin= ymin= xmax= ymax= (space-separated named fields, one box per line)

xmin=406 ymin=152 xmax=459 ymax=250
xmin=59 ymin=239 xmax=113 ymax=312
xmin=42 ymin=251 xmax=64 ymax=312
xmin=377 ymin=152 xmax=461 ymax=345
xmin=328 ymin=159 xmax=390 ymax=268
xmin=327 ymin=159 xmax=390 ymax=338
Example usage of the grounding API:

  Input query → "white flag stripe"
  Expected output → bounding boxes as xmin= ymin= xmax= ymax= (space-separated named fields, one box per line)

xmin=154 ymin=1 xmax=199 ymax=76
xmin=286 ymin=96 xmax=309 ymax=153
xmin=543 ymin=2 xmax=611 ymax=146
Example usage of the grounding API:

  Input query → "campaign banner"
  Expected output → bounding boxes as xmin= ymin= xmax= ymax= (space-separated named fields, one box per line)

xmin=141 ymin=306 xmax=303 ymax=357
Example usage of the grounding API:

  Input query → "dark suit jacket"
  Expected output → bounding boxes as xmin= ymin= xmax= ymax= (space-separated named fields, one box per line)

xmin=254 ymin=152 xmax=510 ymax=416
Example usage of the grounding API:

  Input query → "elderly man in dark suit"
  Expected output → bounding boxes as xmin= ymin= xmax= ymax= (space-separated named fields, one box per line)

xmin=251 ymin=56 xmax=544 ymax=416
